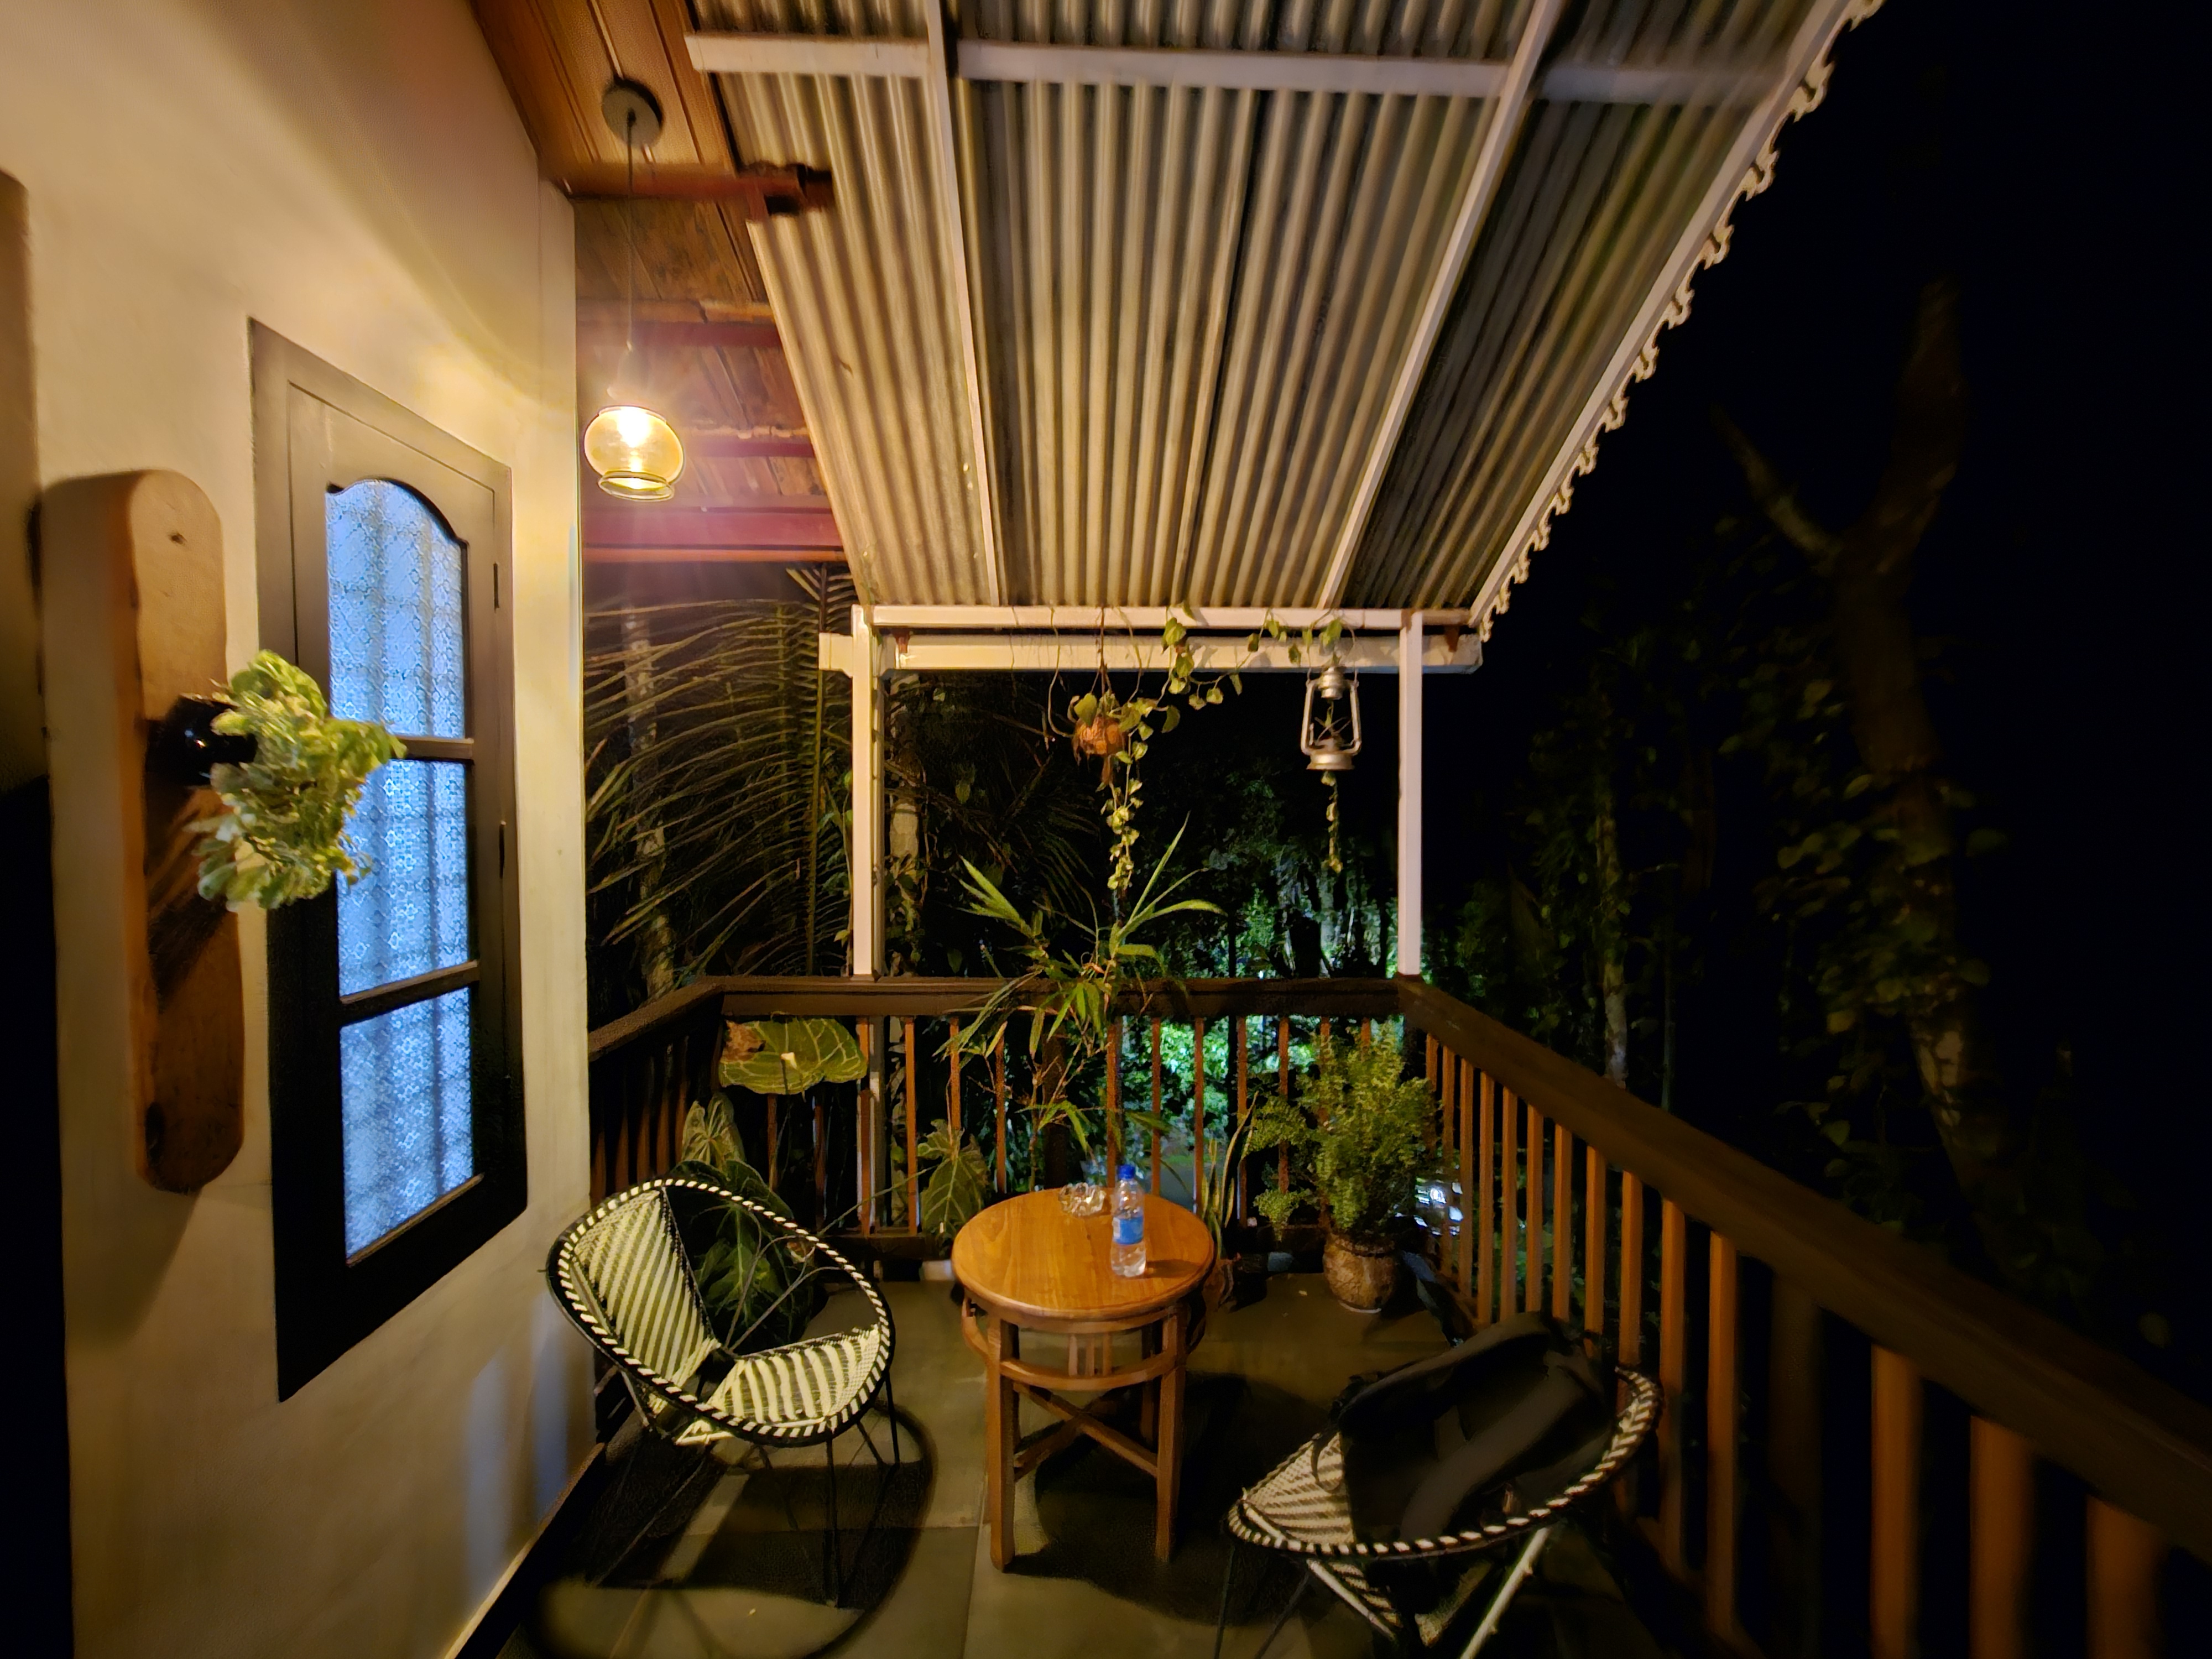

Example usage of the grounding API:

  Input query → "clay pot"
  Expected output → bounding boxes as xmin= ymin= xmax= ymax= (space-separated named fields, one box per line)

xmin=1321 ymin=1230 xmax=1400 ymax=1313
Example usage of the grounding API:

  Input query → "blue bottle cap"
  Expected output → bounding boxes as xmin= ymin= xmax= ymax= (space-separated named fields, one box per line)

xmin=1118 ymin=1163 xmax=1136 ymax=1181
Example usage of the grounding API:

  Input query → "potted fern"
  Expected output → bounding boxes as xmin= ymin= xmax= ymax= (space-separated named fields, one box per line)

xmin=1246 ymin=1027 xmax=1436 ymax=1312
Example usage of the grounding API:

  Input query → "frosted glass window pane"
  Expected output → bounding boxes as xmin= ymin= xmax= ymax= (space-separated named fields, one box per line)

xmin=327 ymin=479 xmax=465 ymax=737
xmin=339 ymin=760 xmax=469 ymax=995
xmin=341 ymin=989 xmax=474 ymax=1254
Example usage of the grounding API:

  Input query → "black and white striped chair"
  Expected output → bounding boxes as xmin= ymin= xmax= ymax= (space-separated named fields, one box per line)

xmin=546 ymin=1176 xmax=899 ymax=1593
xmin=1215 ymin=1368 xmax=1660 ymax=1659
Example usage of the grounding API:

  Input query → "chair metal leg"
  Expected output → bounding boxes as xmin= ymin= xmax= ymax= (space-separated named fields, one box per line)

xmin=1458 ymin=1525 xmax=1556 ymax=1657
xmin=823 ymin=1439 xmax=842 ymax=1606
xmin=883 ymin=1367 xmax=901 ymax=1464
xmin=1212 ymin=1538 xmax=1240 ymax=1659
xmin=1248 ymin=1571 xmax=1309 ymax=1659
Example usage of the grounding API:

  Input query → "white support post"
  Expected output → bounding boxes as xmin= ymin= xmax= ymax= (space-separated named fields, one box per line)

xmin=850 ymin=606 xmax=884 ymax=977
xmin=1397 ymin=614 xmax=1423 ymax=979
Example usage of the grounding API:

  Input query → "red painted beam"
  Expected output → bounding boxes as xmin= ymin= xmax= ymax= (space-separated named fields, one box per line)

xmin=583 ymin=502 xmax=840 ymax=551
xmin=686 ymin=432 xmax=815 ymax=459
xmin=580 ymin=320 xmax=781 ymax=350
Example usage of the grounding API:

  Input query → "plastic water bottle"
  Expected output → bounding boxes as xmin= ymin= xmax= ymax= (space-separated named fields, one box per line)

xmin=1109 ymin=1162 xmax=1146 ymax=1278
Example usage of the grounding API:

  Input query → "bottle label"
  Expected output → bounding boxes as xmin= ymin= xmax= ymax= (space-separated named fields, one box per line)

xmin=1113 ymin=1214 xmax=1143 ymax=1246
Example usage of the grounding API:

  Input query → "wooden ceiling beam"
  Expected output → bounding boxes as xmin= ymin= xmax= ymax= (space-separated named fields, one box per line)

xmin=565 ymin=164 xmax=831 ymax=215
xmin=584 ymin=546 xmax=846 ymax=565
xmin=583 ymin=502 xmax=841 ymax=550
xmin=578 ymin=319 xmax=782 ymax=349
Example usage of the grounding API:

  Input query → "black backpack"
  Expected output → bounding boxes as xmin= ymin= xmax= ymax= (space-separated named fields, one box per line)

xmin=1333 ymin=1311 xmax=1615 ymax=1546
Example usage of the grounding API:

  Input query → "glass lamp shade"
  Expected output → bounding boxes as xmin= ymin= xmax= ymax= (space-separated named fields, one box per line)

xmin=583 ymin=404 xmax=684 ymax=500
xmin=1301 ymin=662 xmax=1363 ymax=773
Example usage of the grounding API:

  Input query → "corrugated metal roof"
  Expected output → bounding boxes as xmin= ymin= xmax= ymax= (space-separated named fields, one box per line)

xmin=959 ymin=0 xmax=1533 ymax=607
xmin=692 ymin=0 xmax=1881 ymax=620
xmin=698 ymin=0 xmax=999 ymax=603
xmin=1349 ymin=0 xmax=1856 ymax=625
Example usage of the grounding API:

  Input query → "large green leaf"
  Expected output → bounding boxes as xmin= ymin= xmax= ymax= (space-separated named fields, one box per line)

xmin=719 ymin=1016 xmax=865 ymax=1093
xmin=916 ymin=1120 xmax=989 ymax=1237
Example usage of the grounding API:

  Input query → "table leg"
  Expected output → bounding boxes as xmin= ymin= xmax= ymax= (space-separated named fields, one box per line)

xmin=1140 ymin=1322 xmax=1159 ymax=1444
xmin=985 ymin=1314 xmax=1016 ymax=1569
xmin=1155 ymin=1302 xmax=1186 ymax=1561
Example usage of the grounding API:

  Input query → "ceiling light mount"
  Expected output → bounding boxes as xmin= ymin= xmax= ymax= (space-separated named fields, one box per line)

xmin=601 ymin=79 xmax=664 ymax=150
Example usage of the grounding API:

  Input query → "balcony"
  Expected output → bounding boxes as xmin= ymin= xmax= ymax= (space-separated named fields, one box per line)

xmin=499 ymin=974 xmax=2209 ymax=1657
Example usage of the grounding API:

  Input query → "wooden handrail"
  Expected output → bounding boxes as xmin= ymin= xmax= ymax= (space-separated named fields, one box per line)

xmin=1396 ymin=975 xmax=2212 ymax=1562
xmin=589 ymin=973 xmax=1400 ymax=1020
xmin=585 ymin=977 xmax=724 ymax=1063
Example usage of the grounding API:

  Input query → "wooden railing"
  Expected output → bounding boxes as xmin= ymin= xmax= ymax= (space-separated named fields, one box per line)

xmin=585 ymin=973 xmax=2210 ymax=1652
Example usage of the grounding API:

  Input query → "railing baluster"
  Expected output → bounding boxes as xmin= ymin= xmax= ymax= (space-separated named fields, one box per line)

xmin=993 ymin=1027 xmax=1007 ymax=1195
xmin=1458 ymin=1058 xmax=1475 ymax=1297
xmin=1192 ymin=1017 xmax=1207 ymax=1215
xmin=2086 ymin=1497 xmax=2164 ymax=1659
xmin=904 ymin=1016 xmax=919 ymax=1231
xmin=858 ymin=1019 xmax=874 ymax=1231
xmin=1970 ymin=1416 xmax=2033 ymax=1659
xmin=1526 ymin=1099 xmax=1546 ymax=1315
xmin=1552 ymin=1121 xmax=1573 ymax=1321
xmin=1501 ymin=1089 xmax=1519 ymax=1315
xmin=1477 ymin=1071 xmax=1495 ymax=1326
xmin=1871 ymin=1345 xmax=1923 ymax=1659
xmin=1235 ymin=1017 xmax=1249 ymax=1219
xmin=1150 ymin=1018 xmax=1164 ymax=1194
xmin=1708 ymin=1232 xmax=1741 ymax=1641
xmin=1585 ymin=1146 xmax=1607 ymax=1340
xmin=1276 ymin=1015 xmax=1291 ymax=1203
xmin=1659 ymin=1198 xmax=1687 ymax=1573
xmin=1107 ymin=1015 xmax=1122 ymax=1175
xmin=1619 ymin=1172 xmax=1645 ymax=1366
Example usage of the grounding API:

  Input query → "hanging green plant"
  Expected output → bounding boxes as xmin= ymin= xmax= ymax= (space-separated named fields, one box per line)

xmin=191 ymin=650 xmax=405 ymax=911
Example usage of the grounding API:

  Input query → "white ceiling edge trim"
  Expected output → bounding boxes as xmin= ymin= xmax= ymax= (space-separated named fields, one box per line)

xmin=821 ymin=632 xmax=1480 ymax=675
xmin=1468 ymin=0 xmax=1887 ymax=643
xmin=1313 ymin=0 xmax=1568 ymax=608
xmin=690 ymin=33 xmax=1775 ymax=106
xmin=687 ymin=33 xmax=932 ymax=77
xmin=867 ymin=605 xmax=1469 ymax=630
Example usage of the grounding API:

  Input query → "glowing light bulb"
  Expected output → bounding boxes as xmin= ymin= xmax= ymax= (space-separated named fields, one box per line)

xmin=583 ymin=404 xmax=684 ymax=501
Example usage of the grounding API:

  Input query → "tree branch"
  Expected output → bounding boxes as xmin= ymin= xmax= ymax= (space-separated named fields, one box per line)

xmin=1710 ymin=405 xmax=1846 ymax=570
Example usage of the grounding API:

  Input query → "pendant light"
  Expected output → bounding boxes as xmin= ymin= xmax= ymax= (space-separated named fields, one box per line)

xmin=583 ymin=80 xmax=684 ymax=502
xmin=1300 ymin=661 xmax=1363 ymax=773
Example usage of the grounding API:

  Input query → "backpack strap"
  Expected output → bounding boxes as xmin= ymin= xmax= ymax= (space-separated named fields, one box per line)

xmin=1395 ymin=1350 xmax=1603 ymax=1540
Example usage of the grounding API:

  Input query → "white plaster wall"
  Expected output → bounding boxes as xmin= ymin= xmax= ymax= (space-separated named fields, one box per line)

xmin=0 ymin=2 xmax=592 ymax=1653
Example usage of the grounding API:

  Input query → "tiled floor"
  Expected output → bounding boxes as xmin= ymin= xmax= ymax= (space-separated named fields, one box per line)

xmin=504 ymin=1274 xmax=1668 ymax=1659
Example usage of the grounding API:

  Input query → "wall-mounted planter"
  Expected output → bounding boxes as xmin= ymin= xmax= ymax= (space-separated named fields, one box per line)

xmin=43 ymin=471 xmax=243 ymax=1192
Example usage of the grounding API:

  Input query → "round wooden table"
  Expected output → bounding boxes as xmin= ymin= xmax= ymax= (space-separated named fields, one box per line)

xmin=951 ymin=1190 xmax=1215 ymax=1567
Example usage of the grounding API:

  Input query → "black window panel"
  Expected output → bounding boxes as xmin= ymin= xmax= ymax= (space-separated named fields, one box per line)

xmin=252 ymin=323 xmax=525 ymax=1397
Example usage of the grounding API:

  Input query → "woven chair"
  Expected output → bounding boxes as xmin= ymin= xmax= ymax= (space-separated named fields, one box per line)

xmin=545 ymin=1177 xmax=900 ymax=1596
xmin=1214 ymin=1367 xmax=1660 ymax=1659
